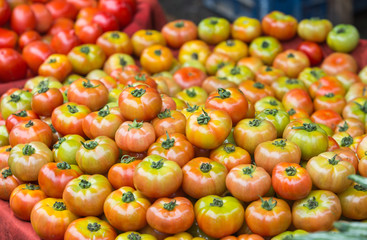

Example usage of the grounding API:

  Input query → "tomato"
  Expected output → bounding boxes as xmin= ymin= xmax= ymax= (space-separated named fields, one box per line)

xmin=11 ymin=4 xmax=36 ymax=34
xmin=107 ymin=155 xmax=141 ymax=189
xmin=51 ymin=102 xmax=91 ymax=137
xmin=38 ymin=54 xmax=73 ymax=82
xmin=297 ymin=41 xmax=323 ymax=66
xmin=283 ymin=119 xmax=328 ymax=161
xmin=67 ymin=44 xmax=106 ymax=75
xmin=92 ymin=11 xmax=119 ymax=32
xmin=314 ymin=93 xmax=346 ymax=115
xmin=64 ymin=216 xmax=117 ymax=240
xmin=0 ymin=48 xmax=28 ymax=83
xmin=103 ymin=54 xmax=135 ymax=76
xmin=297 ymin=18 xmax=332 ymax=42
xmin=0 ymin=146 xmax=11 ymax=169
xmin=31 ymin=87 xmax=64 ymax=117
xmin=52 ymin=136 xmax=82 ymax=167
xmin=255 ymin=66 xmax=285 ymax=86
xmin=147 ymin=197 xmax=194 ymax=234
xmin=0 ymin=0 xmax=11 ymax=26
xmin=249 ymin=36 xmax=282 ymax=65
xmin=309 ymin=76 xmax=345 ymax=99
xmin=306 ymin=152 xmax=355 ymax=193
xmin=31 ymin=198 xmax=78 ymax=240
xmin=209 ymin=144 xmax=251 ymax=171
xmin=103 ymin=186 xmax=150 ymax=231
xmin=115 ymin=120 xmax=156 ymax=153
xmin=22 ymin=40 xmax=55 ymax=74
xmin=8 ymin=142 xmax=53 ymax=182
xmin=359 ymin=156 xmax=367 ymax=177
xmin=226 ymin=164 xmax=271 ymax=202
xmin=131 ymin=30 xmax=165 ymax=56
xmin=256 ymin=109 xmax=290 ymax=137
xmin=9 ymin=119 xmax=53 ymax=147
xmin=162 ymin=20 xmax=197 ymax=48
xmin=26 ymin=76 xmax=63 ymax=93
xmin=0 ymin=28 xmax=17 ymax=49
xmin=186 ymin=108 xmax=232 ymax=150
xmin=231 ymin=16 xmax=262 ymax=43
xmin=321 ymin=52 xmax=357 ymax=76
xmin=213 ymin=39 xmax=248 ymax=62
xmin=271 ymin=230 xmax=308 ymax=240
xmin=0 ymin=125 xmax=8 ymax=147
xmin=337 ymin=118 xmax=366 ymax=138
xmin=298 ymin=67 xmax=326 ymax=89
xmin=29 ymin=3 xmax=52 ymax=34
xmin=5 ymin=110 xmax=39 ymax=132
xmin=178 ymin=40 xmax=210 ymax=65
xmin=0 ymin=167 xmax=22 ymax=201
xmin=63 ymin=174 xmax=112 ymax=216
xmin=238 ymin=80 xmax=274 ymax=105
xmin=140 ymin=45 xmax=173 ymax=74
xmin=18 ymin=30 xmax=41 ymax=50
xmin=198 ymin=17 xmax=230 ymax=45
xmin=9 ymin=184 xmax=46 ymax=221
xmin=48 ymin=17 xmax=74 ymax=36
xmin=173 ymin=67 xmax=206 ymax=89
xmin=216 ymin=65 xmax=254 ymax=85
xmin=272 ymin=162 xmax=312 ymax=200
xmin=116 ymin=232 xmax=157 ymax=240
xmin=195 ymin=195 xmax=244 ymax=238
xmin=76 ymin=22 xmax=104 ymax=44
xmin=202 ymin=76 xmax=237 ymax=94
xmin=96 ymin=31 xmax=132 ymax=56
xmin=234 ymin=119 xmax=277 ymax=155
xmin=273 ymin=50 xmax=310 ymax=78
xmin=282 ymin=89 xmax=313 ymax=116
xmin=292 ymin=190 xmax=341 ymax=232
xmin=51 ymin=30 xmax=81 ymax=55
xmin=263 ymin=11 xmax=297 ymax=40
xmin=76 ymin=136 xmax=119 ymax=174
xmin=245 ymin=197 xmax=291 ymax=236
xmin=338 ymin=182 xmax=367 ymax=220
xmin=327 ymin=24 xmax=360 ymax=53
xmin=99 ymin=0 xmax=135 ymax=28
xmin=221 ymin=234 xmax=264 ymax=240
xmin=342 ymin=97 xmax=367 ymax=125
xmin=182 ymin=157 xmax=227 ymax=199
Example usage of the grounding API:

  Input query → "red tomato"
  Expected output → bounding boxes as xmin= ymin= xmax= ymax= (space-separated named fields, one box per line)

xmin=0 ymin=167 xmax=22 ymax=201
xmin=0 ymin=48 xmax=28 ymax=83
xmin=22 ymin=40 xmax=55 ymax=74
xmin=262 ymin=11 xmax=298 ymax=41
xmin=30 ymin=3 xmax=53 ymax=33
xmin=9 ymin=119 xmax=53 ymax=147
xmin=310 ymin=109 xmax=342 ymax=131
xmin=92 ymin=11 xmax=119 ymax=32
xmin=98 ymin=0 xmax=134 ymax=28
xmin=173 ymin=67 xmax=207 ymax=89
xmin=76 ymin=22 xmax=103 ymax=44
xmin=0 ymin=0 xmax=11 ymax=26
xmin=321 ymin=52 xmax=358 ymax=76
xmin=162 ymin=20 xmax=198 ymax=48
xmin=11 ymin=4 xmax=36 ymax=34
xmin=51 ymin=30 xmax=81 ymax=54
xmin=32 ymin=87 xmax=64 ymax=117
xmin=48 ymin=17 xmax=74 ymax=36
xmin=6 ymin=110 xmax=39 ymax=132
xmin=107 ymin=155 xmax=142 ymax=189
xmin=297 ymin=41 xmax=323 ymax=66
xmin=18 ymin=30 xmax=42 ymax=50
xmin=0 ymin=28 xmax=17 ymax=49
xmin=46 ymin=0 xmax=78 ymax=20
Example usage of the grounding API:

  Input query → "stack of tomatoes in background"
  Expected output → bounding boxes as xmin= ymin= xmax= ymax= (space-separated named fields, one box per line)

xmin=1 ymin=2 xmax=367 ymax=240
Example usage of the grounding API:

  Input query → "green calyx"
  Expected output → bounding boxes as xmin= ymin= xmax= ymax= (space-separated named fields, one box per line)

xmin=269 ymin=100 xmax=278 ymax=106
xmin=328 ymin=155 xmax=340 ymax=165
xmin=286 ymin=78 xmax=299 ymax=84
xmin=230 ymin=66 xmax=241 ymax=75
xmin=288 ymin=108 xmax=296 ymax=116
xmin=1 ymin=169 xmax=12 ymax=178
xmin=8 ymin=93 xmax=21 ymax=103
xmin=80 ymin=46 xmax=90 ymax=54
xmin=79 ymin=179 xmax=91 ymax=189
xmin=265 ymin=66 xmax=273 ymax=72
xmin=119 ymin=57 xmax=127 ymax=67
xmin=261 ymin=41 xmax=269 ymax=48
xmin=87 ymin=222 xmax=101 ymax=232
xmin=186 ymin=104 xmax=199 ymax=113
xmin=122 ymin=191 xmax=135 ymax=203
xmin=151 ymin=159 xmax=164 ymax=169
xmin=225 ymin=40 xmax=235 ymax=46
xmin=355 ymin=101 xmax=367 ymax=113
xmin=57 ymin=161 xmax=71 ymax=170
xmin=120 ymin=155 xmax=137 ymax=164
xmin=242 ymin=164 xmax=256 ymax=178
xmin=81 ymin=140 xmax=98 ymax=150
xmin=338 ymin=122 xmax=349 ymax=132
xmin=52 ymin=201 xmax=67 ymax=211
xmin=5 ymin=147 xmax=11 ymax=152
xmin=285 ymin=166 xmax=297 ymax=176
xmin=53 ymin=137 xmax=66 ymax=149
xmin=186 ymin=88 xmax=197 ymax=98
xmin=210 ymin=18 xmax=218 ymax=25
xmin=261 ymin=197 xmax=277 ymax=211
xmin=111 ymin=32 xmax=120 ymax=39
xmin=217 ymin=88 xmax=231 ymax=99
xmin=48 ymin=58 xmax=57 ymax=64
xmin=210 ymin=198 xmax=223 ymax=207
xmin=272 ymin=139 xmax=287 ymax=148
xmin=287 ymin=53 xmax=295 ymax=58
xmin=325 ymin=93 xmax=335 ymax=98
xmin=191 ymin=52 xmax=198 ymax=60
xmin=249 ymin=119 xmax=262 ymax=127
xmin=37 ymin=87 xmax=49 ymax=94
xmin=67 ymin=105 xmax=79 ymax=114
xmin=253 ymin=82 xmax=264 ymax=89
xmin=174 ymin=21 xmax=184 ymax=28
xmin=158 ymin=109 xmax=172 ymax=119
xmin=354 ymin=184 xmax=367 ymax=192
xmin=292 ymin=123 xmax=317 ymax=132
xmin=22 ymin=144 xmax=35 ymax=156
xmin=131 ymin=88 xmax=146 ymax=98
xmin=98 ymin=105 xmax=110 ymax=117
xmin=25 ymin=184 xmax=40 ymax=190
xmin=128 ymin=120 xmax=143 ymax=131
xmin=25 ymin=120 xmax=34 ymax=128
xmin=134 ymin=74 xmax=147 ymax=81
xmin=200 ymin=162 xmax=212 ymax=173
xmin=154 ymin=49 xmax=162 ymax=56
xmin=82 ymin=79 xmax=99 ymax=88
xmin=263 ymin=108 xmax=278 ymax=116
xmin=163 ymin=199 xmax=177 ymax=211
xmin=128 ymin=233 xmax=142 ymax=240
xmin=13 ymin=110 xmax=27 ymax=117
xmin=223 ymin=145 xmax=235 ymax=153
xmin=197 ymin=109 xmax=211 ymax=125
xmin=161 ymin=132 xmax=175 ymax=150
xmin=303 ymin=196 xmax=319 ymax=210
xmin=340 ymin=136 xmax=353 ymax=147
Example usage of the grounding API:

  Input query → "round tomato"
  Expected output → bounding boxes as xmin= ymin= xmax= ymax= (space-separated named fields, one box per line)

xmin=198 ymin=17 xmax=230 ymax=45
xmin=67 ymin=44 xmax=106 ymax=75
xmin=107 ymin=155 xmax=142 ymax=189
xmin=209 ymin=144 xmax=251 ymax=171
xmin=162 ymin=19 xmax=197 ymax=48
xmin=53 ymin=134 xmax=85 ymax=165
xmin=9 ymin=119 xmax=53 ymax=147
xmin=231 ymin=16 xmax=262 ymax=43
xmin=140 ymin=45 xmax=173 ymax=74
xmin=0 ymin=167 xmax=22 ymax=201
xmin=11 ymin=4 xmax=36 ymax=34
xmin=249 ymin=36 xmax=282 ymax=65
xmin=262 ymin=11 xmax=297 ymax=41
xmin=0 ymin=48 xmax=28 ymax=83
xmin=22 ymin=40 xmax=55 ymax=74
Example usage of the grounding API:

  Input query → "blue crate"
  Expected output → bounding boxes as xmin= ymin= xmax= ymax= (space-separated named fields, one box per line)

xmin=203 ymin=0 xmax=328 ymax=21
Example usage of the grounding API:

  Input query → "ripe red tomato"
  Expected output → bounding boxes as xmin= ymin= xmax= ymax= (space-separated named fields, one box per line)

xmin=22 ymin=40 xmax=55 ymax=74
xmin=107 ymin=155 xmax=142 ymax=189
xmin=9 ymin=119 xmax=53 ymax=147
xmin=92 ymin=11 xmax=119 ymax=32
xmin=98 ymin=0 xmax=134 ymax=28
xmin=30 ymin=3 xmax=53 ymax=33
xmin=0 ymin=167 xmax=22 ymax=201
xmin=32 ymin=87 xmax=64 ymax=117
xmin=46 ymin=0 xmax=78 ymax=20
xmin=5 ymin=110 xmax=39 ymax=132
xmin=297 ymin=41 xmax=323 ymax=66
xmin=0 ymin=28 xmax=17 ymax=49
xmin=11 ymin=4 xmax=36 ymax=34
xmin=262 ymin=11 xmax=298 ymax=41
xmin=162 ymin=20 xmax=198 ymax=48
xmin=0 ymin=48 xmax=28 ymax=83
xmin=0 ymin=0 xmax=11 ymax=26
xmin=51 ymin=30 xmax=81 ymax=54
xmin=18 ymin=30 xmax=42 ymax=50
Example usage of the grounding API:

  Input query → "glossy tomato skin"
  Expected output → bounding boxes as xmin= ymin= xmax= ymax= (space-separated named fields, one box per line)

xmin=146 ymin=197 xmax=195 ymax=234
xmin=19 ymin=30 xmax=42 ymax=50
xmin=178 ymin=40 xmax=210 ymax=65
xmin=232 ymin=16 xmax=262 ymax=43
xmin=209 ymin=144 xmax=251 ymax=171
xmin=297 ymin=18 xmax=332 ymax=42
xmin=151 ymin=109 xmax=186 ymax=137
xmin=63 ymin=174 xmax=113 ymax=216
xmin=5 ymin=110 xmax=39 ymax=132
xmin=104 ymin=186 xmax=151 ymax=231
xmin=173 ymin=67 xmax=207 ymax=89
xmin=22 ymin=40 xmax=55 ymax=74
xmin=262 ymin=11 xmax=297 ymax=41
xmin=9 ymin=184 xmax=47 ymax=221
xmin=31 ymin=198 xmax=78 ymax=240
xmin=96 ymin=31 xmax=132 ymax=56
xmin=297 ymin=41 xmax=323 ymax=66
xmin=195 ymin=195 xmax=245 ymax=238
xmin=0 ymin=167 xmax=22 ymax=201
xmin=0 ymin=28 xmax=17 ymax=49
xmin=321 ymin=52 xmax=357 ymax=76
xmin=182 ymin=157 xmax=227 ymax=199
xmin=9 ymin=119 xmax=53 ymax=147
xmin=131 ymin=29 xmax=166 ymax=57
xmin=107 ymin=156 xmax=142 ymax=189
xmin=162 ymin=20 xmax=198 ymax=48
xmin=292 ymin=190 xmax=341 ymax=232
xmin=273 ymin=50 xmax=310 ymax=78
xmin=51 ymin=30 xmax=81 ymax=54
xmin=249 ymin=36 xmax=282 ymax=65
xmin=38 ymin=54 xmax=73 ymax=82
xmin=31 ymin=87 xmax=64 ymax=117
xmin=38 ymin=162 xmax=82 ymax=198
xmin=11 ymin=4 xmax=36 ymax=34
xmin=0 ymin=48 xmax=28 ymax=83
xmin=8 ymin=142 xmax=53 ymax=182
xmin=64 ymin=216 xmax=117 ymax=240
xmin=67 ymin=44 xmax=106 ymax=75
xmin=98 ymin=0 xmax=134 ymax=28
xmin=198 ymin=17 xmax=230 ymax=45
xmin=51 ymin=102 xmax=91 ymax=138
xmin=338 ymin=182 xmax=367 ymax=220
xmin=0 ymin=146 xmax=11 ymax=169
xmin=272 ymin=162 xmax=312 ymax=200
xmin=53 ymin=135 xmax=85 ymax=165
xmin=133 ymin=155 xmax=183 ymax=198
xmin=0 ymin=0 xmax=11 ymax=26
xmin=140 ymin=45 xmax=173 ymax=74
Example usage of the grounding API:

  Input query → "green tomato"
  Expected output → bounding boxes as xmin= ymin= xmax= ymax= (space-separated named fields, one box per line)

xmin=1 ymin=90 xmax=32 ymax=120
xmin=327 ymin=24 xmax=359 ymax=53
xmin=53 ymin=134 xmax=85 ymax=165
xmin=0 ymin=125 xmax=9 ymax=147
xmin=198 ymin=17 xmax=230 ymax=45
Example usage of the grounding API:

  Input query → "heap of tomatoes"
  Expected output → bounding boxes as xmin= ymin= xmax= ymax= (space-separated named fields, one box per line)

xmin=1 ymin=6 xmax=367 ymax=240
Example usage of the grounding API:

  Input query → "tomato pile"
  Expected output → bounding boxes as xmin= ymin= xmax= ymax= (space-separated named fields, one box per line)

xmin=1 ymin=4 xmax=367 ymax=240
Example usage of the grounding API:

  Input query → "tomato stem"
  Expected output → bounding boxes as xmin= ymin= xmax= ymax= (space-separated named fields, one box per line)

xmin=354 ymin=184 xmax=367 ymax=192
xmin=200 ymin=162 xmax=212 ymax=173
xmin=285 ymin=166 xmax=297 ymax=176
xmin=128 ymin=120 xmax=144 ymax=130
xmin=128 ymin=232 xmax=142 ymax=240
xmin=249 ymin=119 xmax=262 ymax=127
xmin=325 ymin=93 xmax=335 ymax=98
xmin=303 ymin=196 xmax=319 ymax=210
xmin=354 ymin=101 xmax=367 ymax=113
xmin=253 ymin=82 xmax=264 ymax=89
xmin=287 ymin=53 xmax=295 ymax=58
xmin=265 ymin=66 xmax=272 ymax=72
xmin=162 ymin=132 xmax=175 ymax=150
xmin=1 ymin=169 xmax=12 ymax=178
xmin=111 ymin=32 xmax=120 ymax=39
xmin=288 ymin=108 xmax=296 ymax=116
xmin=328 ymin=155 xmax=340 ymax=165
xmin=191 ymin=52 xmax=198 ymax=60
xmin=337 ymin=28 xmax=346 ymax=34
xmin=87 ymin=222 xmax=101 ymax=232
xmin=24 ymin=184 xmax=40 ymax=190
xmin=261 ymin=41 xmax=269 ymax=48
xmin=81 ymin=141 xmax=98 ymax=150
xmin=8 ymin=94 xmax=20 ymax=103
xmin=79 ymin=179 xmax=91 ymax=189
xmin=230 ymin=66 xmax=240 ymax=75
xmin=197 ymin=109 xmax=211 ymax=125
xmin=13 ymin=110 xmax=27 ymax=117
xmin=210 ymin=18 xmax=218 ymax=25
xmin=285 ymin=78 xmax=299 ymax=84
xmin=122 ymin=191 xmax=135 ymax=203
xmin=98 ymin=105 xmax=110 ymax=117
xmin=22 ymin=144 xmax=35 ymax=156
xmin=53 ymin=137 xmax=66 ymax=149
xmin=119 ymin=57 xmax=127 ymax=67
xmin=225 ymin=40 xmax=235 ymax=46
xmin=120 ymin=155 xmax=136 ymax=163
xmin=52 ymin=201 xmax=66 ymax=211
xmin=154 ymin=49 xmax=162 ymax=56
xmin=145 ymin=30 xmax=153 ymax=35
xmin=80 ymin=46 xmax=90 ymax=54
xmin=25 ymin=120 xmax=34 ymax=128
xmin=163 ymin=199 xmax=177 ymax=211
xmin=5 ymin=147 xmax=11 ymax=152
xmin=338 ymin=122 xmax=349 ymax=132
xmin=57 ymin=161 xmax=71 ymax=170
xmin=260 ymin=197 xmax=277 ymax=211
xmin=82 ymin=79 xmax=99 ymax=88
xmin=134 ymin=73 xmax=147 ymax=81
xmin=210 ymin=198 xmax=223 ymax=207
xmin=242 ymin=165 xmax=256 ymax=178
xmin=37 ymin=87 xmax=49 ymax=94
xmin=186 ymin=104 xmax=199 ymax=113
xmin=151 ymin=159 xmax=164 ymax=169
xmin=131 ymin=88 xmax=146 ymax=98
xmin=174 ymin=21 xmax=184 ymax=28
xmin=186 ymin=88 xmax=197 ymax=98
xmin=292 ymin=123 xmax=317 ymax=132
xmin=340 ymin=136 xmax=353 ymax=147
xmin=158 ymin=109 xmax=172 ymax=119
xmin=272 ymin=139 xmax=287 ymax=148
xmin=217 ymin=88 xmax=231 ymax=99
xmin=67 ymin=105 xmax=79 ymax=114
xmin=223 ymin=145 xmax=235 ymax=153
xmin=263 ymin=108 xmax=278 ymax=116
xmin=269 ymin=100 xmax=278 ymax=106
